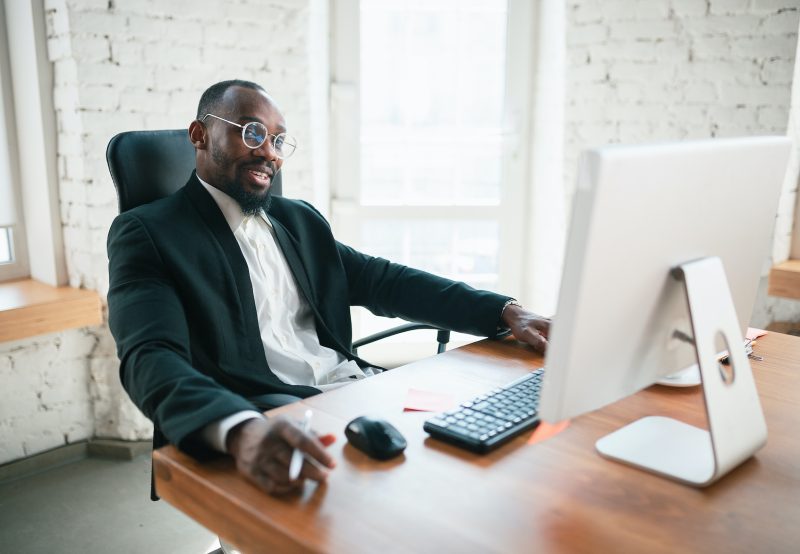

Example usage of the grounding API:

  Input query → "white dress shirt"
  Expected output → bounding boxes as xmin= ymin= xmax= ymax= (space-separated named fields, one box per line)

xmin=198 ymin=178 xmax=375 ymax=451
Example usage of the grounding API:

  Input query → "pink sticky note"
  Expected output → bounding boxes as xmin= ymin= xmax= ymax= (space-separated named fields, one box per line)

xmin=403 ymin=389 xmax=457 ymax=413
xmin=746 ymin=327 xmax=768 ymax=341
xmin=527 ymin=420 xmax=570 ymax=445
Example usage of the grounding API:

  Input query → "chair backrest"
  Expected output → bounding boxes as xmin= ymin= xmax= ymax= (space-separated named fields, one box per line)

xmin=105 ymin=129 xmax=283 ymax=213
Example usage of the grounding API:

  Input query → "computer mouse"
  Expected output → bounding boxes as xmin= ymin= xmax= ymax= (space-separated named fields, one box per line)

xmin=344 ymin=416 xmax=407 ymax=460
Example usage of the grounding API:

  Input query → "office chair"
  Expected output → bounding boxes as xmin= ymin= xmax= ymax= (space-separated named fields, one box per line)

xmin=105 ymin=129 xmax=451 ymax=361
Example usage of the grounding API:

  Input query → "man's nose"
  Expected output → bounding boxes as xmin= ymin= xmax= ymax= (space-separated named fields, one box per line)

xmin=253 ymin=137 xmax=279 ymax=161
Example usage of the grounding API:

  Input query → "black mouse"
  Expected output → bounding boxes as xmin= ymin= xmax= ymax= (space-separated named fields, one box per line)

xmin=344 ymin=416 xmax=407 ymax=460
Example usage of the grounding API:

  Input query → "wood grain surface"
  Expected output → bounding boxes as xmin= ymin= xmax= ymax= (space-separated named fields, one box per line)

xmin=154 ymin=332 xmax=800 ymax=554
xmin=768 ymin=259 xmax=800 ymax=300
xmin=0 ymin=279 xmax=102 ymax=342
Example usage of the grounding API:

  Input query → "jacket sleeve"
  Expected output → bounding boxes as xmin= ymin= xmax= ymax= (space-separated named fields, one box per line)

xmin=335 ymin=241 xmax=511 ymax=338
xmin=107 ymin=212 xmax=257 ymax=459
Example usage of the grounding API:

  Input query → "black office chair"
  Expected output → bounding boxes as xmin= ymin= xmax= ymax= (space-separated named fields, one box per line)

xmin=105 ymin=129 xmax=451 ymax=358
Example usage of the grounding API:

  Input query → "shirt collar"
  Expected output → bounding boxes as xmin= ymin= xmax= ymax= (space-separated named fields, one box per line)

xmin=198 ymin=175 xmax=251 ymax=232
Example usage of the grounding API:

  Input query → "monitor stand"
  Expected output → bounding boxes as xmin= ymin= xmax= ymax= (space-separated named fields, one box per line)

xmin=595 ymin=256 xmax=768 ymax=487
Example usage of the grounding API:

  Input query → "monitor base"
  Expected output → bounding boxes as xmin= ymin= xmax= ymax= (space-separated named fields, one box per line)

xmin=596 ymin=257 xmax=767 ymax=487
xmin=596 ymin=416 xmax=714 ymax=485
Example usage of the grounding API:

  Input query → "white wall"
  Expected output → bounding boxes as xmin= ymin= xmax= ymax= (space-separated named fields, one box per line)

xmin=3 ymin=0 xmax=799 ymax=466
xmin=565 ymin=0 xmax=798 ymax=186
xmin=0 ymin=329 xmax=95 ymax=462
xmin=1 ymin=0 xmax=328 ymax=465
xmin=564 ymin=0 xmax=800 ymax=326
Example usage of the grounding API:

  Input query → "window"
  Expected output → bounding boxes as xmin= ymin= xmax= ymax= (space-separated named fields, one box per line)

xmin=0 ymin=0 xmax=29 ymax=281
xmin=0 ymin=0 xmax=64 ymax=286
xmin=331 ymin=0 xmax=534 ymax=353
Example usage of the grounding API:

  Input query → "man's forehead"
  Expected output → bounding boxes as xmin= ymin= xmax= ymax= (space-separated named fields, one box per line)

xmin=221 ymin=86 xmax=283 ymax=120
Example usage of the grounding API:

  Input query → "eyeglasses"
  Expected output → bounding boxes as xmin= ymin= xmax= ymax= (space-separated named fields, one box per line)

xmin=201 ymin=113 xmax=297 ymax=159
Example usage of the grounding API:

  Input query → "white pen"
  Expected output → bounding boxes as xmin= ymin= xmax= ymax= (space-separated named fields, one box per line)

xmin=289 ymin=409 xmax=313 ymax=481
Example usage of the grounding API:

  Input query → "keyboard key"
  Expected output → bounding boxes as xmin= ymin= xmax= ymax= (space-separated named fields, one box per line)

xmin=423 ymin=369 xmax=545 ymax=453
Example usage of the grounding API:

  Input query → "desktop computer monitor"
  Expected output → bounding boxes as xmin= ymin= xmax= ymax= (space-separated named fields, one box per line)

xmin=539 ymin=136 xmax=791 ymax=486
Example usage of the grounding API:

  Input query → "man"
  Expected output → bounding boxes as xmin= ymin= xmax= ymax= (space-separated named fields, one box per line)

xmin=107 ymin=79 xmax=550 ymax=497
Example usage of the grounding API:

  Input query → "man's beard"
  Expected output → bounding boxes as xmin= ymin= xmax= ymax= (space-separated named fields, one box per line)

xmin=211 ymin=146 xmax=275 ymax=215
xmin=227 ymin=183 xmax=273 ymax=215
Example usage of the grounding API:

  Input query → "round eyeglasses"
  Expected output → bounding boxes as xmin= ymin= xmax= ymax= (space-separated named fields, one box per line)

xmin=201 ymin=113 xmax=298 ymax=159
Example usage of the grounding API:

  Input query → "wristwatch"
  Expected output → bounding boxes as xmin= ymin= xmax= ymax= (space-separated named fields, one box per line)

xmin=501 ymin=299 xmax=522 ymax=316
xmin=497 ymin=299 xmax=522 ymax=332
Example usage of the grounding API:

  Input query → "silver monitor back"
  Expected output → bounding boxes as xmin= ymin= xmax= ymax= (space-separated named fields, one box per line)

xmin=540 ymin=136 xmax=791 ymax=422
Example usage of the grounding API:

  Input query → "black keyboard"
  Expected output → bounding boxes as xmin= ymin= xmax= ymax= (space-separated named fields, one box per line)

xmin=423 ymin=369 xmax=544 ymax=453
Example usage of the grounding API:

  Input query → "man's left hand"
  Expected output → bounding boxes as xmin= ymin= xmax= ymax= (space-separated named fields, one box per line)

xmin=501 ymin=304 xmax=551 ymax=354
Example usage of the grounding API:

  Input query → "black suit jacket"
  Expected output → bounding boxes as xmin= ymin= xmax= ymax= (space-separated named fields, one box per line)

xmin=107 ymin=173 xmax=511 ymax=459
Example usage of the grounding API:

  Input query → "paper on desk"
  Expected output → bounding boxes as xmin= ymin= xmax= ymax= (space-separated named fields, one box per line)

xmin=747 ymin=327 xmax=768 ymax=341
xmin=716 ymin=327 xmax=768 ymax=364
xmin=527 ymin=420 xmax=570 ymax=445
xmin=403 ymin=389 xmax=457 ymax=412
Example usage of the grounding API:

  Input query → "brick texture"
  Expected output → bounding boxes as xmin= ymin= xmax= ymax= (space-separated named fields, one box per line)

xmin=565 ymin=0 xmax=800 ymax=326
xmin=3 ymin=0 xmax=799 ymax=465
xmin=1 ymin=0 xmax=323 ymax=465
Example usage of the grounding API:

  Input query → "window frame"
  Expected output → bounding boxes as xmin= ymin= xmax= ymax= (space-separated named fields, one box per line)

xmin=0 ymin=0 xmax=29 ymax=281
xmin=0 ymin=0 xmax=65 ymax=286
xmin=329 ymin=0 xmax=534 ymax=340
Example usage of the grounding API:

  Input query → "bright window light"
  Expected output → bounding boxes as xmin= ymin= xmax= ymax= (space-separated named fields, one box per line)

xmin=0 ymin=227 xmax=12 ymax=264
xmin=360 ymin=0 xmax=508 ymax=207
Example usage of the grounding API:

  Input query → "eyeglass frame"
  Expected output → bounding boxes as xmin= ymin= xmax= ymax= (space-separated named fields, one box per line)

xmin=200 ymin=113 xmax=297 ymax=159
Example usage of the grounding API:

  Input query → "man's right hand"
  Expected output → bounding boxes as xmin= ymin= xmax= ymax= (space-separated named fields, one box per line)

xmin=226 ymin=416 xmax=336 ymax=496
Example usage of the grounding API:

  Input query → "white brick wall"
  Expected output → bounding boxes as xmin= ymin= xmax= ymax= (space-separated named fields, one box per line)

xmin=565 ymin=0 xmax=800 ymax=326
xmin=566 ymin=1 xmax=799 ymax=178
xmin=1 ymin=0 xmax=326 ymax=465
xmin=4 ymin=0 xmax=799 ymax=466
xmin=0 ymin=330 xmax=96 ymax=462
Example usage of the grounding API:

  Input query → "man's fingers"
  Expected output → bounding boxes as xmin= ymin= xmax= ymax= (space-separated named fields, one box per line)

xmin=517 ymin=325 xmax=548 ymax=353
xmin=264 ymin=447 xmax=292 ymax=468
xmin=280 ymin=421 xmax=336 ymax=469
xmin=254 ymin=471 xmax=300 ymax=496
xmin=296 ymin=451 xmax=335 ymax=482
xmin=231 ymin=415 xmax=338 ymax=496
xmin=534 ymin=318 xmax=551 ymax=337
xmin=262 ymin=457 xmax=298 ymax=487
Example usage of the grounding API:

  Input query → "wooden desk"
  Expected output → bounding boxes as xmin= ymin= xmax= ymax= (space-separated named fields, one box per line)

xmin=153 ymin=333 xmax=800 ymax=553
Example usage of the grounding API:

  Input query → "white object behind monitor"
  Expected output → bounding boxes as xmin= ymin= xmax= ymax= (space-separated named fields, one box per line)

xmin=540 ymin=136 xmax=791 ymax=486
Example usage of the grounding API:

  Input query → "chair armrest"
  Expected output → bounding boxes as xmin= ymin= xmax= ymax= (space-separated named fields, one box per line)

xmin=352 ymin=323 xmax=451 ymax=355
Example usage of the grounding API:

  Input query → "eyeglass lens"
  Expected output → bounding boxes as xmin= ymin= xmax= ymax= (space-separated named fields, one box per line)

xmin=242 ymin=122 xmax=296 ymax=158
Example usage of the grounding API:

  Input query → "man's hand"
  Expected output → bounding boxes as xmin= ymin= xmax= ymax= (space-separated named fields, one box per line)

xmin=501 ymin=303 xmax=551 ymax=354
xmin=226 ymin=415 xmax=336 ymax=496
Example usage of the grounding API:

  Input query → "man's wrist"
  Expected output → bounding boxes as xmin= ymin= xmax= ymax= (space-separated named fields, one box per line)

xmin=498 ymin=299 xmax=522 ymax=330
xmin=203 ymin=410 xmax=265 ymax=453
xmin=226 ymin=417 xmax=265 ymax=455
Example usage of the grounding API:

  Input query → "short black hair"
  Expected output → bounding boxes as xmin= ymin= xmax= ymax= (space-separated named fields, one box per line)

xmin=196 ymin=79 xmax=267 ymax=120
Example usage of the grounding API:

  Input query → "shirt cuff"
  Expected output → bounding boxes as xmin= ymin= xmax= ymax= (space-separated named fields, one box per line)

xmin=202 ymin=410 xmax=265 ymax=453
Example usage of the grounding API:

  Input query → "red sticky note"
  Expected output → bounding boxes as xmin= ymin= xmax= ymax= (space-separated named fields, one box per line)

xmin=527 ymin=420 xmax=570 ymax=445
xmin=746 ymin=327 xmax=768 ymax=341
xmin=403 ymin=389 xmax=457 ymax=412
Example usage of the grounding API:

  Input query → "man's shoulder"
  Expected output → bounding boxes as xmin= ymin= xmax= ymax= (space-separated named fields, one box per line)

xmin=270 ymin=196 xmax=326 ymax=222
xmin=114 ymin=184 xmax=191 ymax=225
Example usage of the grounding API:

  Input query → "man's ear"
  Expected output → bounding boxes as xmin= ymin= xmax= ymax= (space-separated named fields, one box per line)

xmin=189 ymin=120 xmax=208 ymax=150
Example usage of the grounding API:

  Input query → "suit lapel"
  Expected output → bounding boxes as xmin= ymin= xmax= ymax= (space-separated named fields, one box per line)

xmin=268 ymin=214 xmax=316 ymax=306
xmin=185 ymin=177 xmax=357 ymax=363
xmin=184 ymin=175 xmax=264 ymax=362
xmin=269 ymin=214 xmax=353 ymax=356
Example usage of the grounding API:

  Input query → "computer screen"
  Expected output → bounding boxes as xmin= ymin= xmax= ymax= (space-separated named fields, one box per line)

xmin=540 ymin=136 xmax=790 ymax=420
xmin=538 ymin=136 xmax=790 ymax=485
